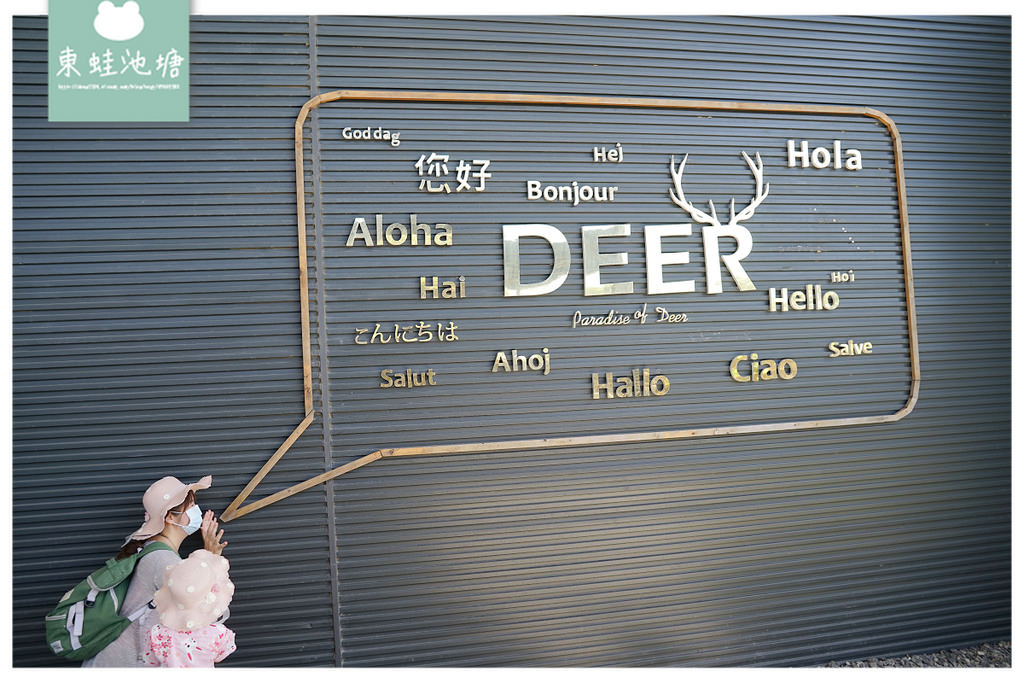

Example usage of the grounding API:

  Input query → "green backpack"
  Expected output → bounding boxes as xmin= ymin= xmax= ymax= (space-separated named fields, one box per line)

xmin=44 ymin=541 xmax=173 ymax=661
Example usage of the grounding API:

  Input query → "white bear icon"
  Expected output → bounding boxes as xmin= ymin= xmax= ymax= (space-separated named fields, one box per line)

xmin=93 ymin=1 xmax=145 ymax=41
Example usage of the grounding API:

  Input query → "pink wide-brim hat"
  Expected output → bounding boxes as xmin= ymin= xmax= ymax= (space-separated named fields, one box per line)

xmin=126 ymin=475 xmax=212 ymax=542
xmin=153 ymin=549 xmax=234 ymax=631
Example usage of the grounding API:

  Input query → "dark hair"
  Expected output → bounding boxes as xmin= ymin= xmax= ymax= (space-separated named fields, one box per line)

xmin=115 ymin=490 xmax=196 ymax=559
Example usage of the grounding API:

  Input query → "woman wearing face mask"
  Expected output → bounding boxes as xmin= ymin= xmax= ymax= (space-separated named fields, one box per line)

xmin=82 ymin=475 xmax=228 ymax=667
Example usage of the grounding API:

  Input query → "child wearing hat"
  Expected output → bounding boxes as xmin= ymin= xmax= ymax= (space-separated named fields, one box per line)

xmin=143 ymin=549 xmax=236 ymax=667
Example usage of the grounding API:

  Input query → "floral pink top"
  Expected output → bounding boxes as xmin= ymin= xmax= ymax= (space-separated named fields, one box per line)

xmin=143 ymin=623 xmax=236 ymax=667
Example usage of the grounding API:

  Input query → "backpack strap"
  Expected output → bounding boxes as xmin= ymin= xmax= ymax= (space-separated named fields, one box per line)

xmin=123 ymin=541 xmax=175 ymax=622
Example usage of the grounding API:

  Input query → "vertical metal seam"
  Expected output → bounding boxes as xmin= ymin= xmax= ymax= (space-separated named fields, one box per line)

xmin=307 ymin=15 xmax=343 ymax=668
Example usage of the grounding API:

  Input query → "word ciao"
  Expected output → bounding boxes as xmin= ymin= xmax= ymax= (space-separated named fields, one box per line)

xmin=342 ymin=126 xmax=401 ymax=147
xmin=503 ymin=223 xmax=754 ymax=297
xmin=729 ymin=353 xmax=798 ymax=382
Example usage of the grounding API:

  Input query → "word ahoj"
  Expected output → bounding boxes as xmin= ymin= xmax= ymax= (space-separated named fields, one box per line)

xmin=420 ymin=276 xmax=466 ymax=299
xmin=346 ymin=214 xmax=452 ymax=247
xmin=592 ymin=368 xmax=670 ymax=399
xmin=729 ymin=354 xmax=798 ymax=382
xmin=491 ymin=348 xmax=551 ymax=376
xmin=787 ymin=140 xmax=863 ymax=170
xmin=593 ymin=143 xmax=623 ymax=163
xmin=828 ymin=339 xmax=873 ymax=358
xmin=526 ymin=180 xmax=619 ymax=206
xmin=768 ymin=285 xmax=840 ymax=312
xmin=342 ymin=126 xmax=401 ymax=147
xmin=379 ymin=368 xmax=436 ymax=388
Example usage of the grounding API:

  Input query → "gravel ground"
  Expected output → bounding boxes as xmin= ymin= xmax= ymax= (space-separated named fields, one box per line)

xmin=825 ymin=641 xmax=1011 ymax=667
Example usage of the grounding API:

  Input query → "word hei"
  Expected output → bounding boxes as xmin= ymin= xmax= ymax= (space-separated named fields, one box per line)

xmin=505 ymin=151 xmax=769 ymax=297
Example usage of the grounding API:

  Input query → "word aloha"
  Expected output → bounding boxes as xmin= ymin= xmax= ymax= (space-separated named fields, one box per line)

xmin=354 ymin=321 xmax=460 ymax=345
xmin=55 ymin=46 xmax=184 ymax=79
xmin=414 ymin=153 xmax=491 ymax=194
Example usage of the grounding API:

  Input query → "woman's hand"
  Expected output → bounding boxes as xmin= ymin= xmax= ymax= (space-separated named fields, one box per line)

xmin=201 ymin=509 xmax=228 ymax=555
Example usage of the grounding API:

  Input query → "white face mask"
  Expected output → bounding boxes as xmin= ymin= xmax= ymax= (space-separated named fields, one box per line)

xmin=171 ymin=504 xmax=203 ymax=535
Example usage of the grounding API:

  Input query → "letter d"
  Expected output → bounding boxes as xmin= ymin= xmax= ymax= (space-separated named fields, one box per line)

xmin=503 ymin=225 xmax=571 ymax=297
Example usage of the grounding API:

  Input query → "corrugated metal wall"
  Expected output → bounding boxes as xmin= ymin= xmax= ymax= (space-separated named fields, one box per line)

xmin=12 ymin=15 xmax=1009 ymax=667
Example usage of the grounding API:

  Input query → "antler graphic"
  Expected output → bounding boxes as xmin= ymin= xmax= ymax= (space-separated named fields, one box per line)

xmin=669 ymin=151 xmax=770 ymax=227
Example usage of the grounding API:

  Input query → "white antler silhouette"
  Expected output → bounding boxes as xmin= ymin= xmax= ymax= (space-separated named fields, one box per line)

xmin=669 ymin=151 xmax=770 ymax=227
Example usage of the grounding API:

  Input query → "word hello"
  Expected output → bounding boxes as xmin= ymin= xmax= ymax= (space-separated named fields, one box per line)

xmin=492 ymin=348 xmax=551 ymax=375
xmin=420 ymin=276 xmax=466 ymax=299
xmin=729 ymin=354 xmax=798 ymax=382
xmin=593 ymin=143 xmax=623 ymax=163
xmin=526 ymin=180 xmax=620 ymax=206
xmin=831 ymin=270 xmax=856 ymax=283
xmin=503 ymin=223 xmax=753 ymax=297
xmin=787 ymin=140 xmax=863 ymax=170
xmin=592 ymin=368 xmax=670 ymax=399
xmin=828 ymin=339 xmax=873 ymax=357
xmin=346 ymin=214 xmax=452 ymax=247
xmin=379 ymin=368 xmax=437 ymax=388
xmin=768 ymin=285 xmax=840 ymax=312
xmin=342 ymin=126 xmax=401 ymax=147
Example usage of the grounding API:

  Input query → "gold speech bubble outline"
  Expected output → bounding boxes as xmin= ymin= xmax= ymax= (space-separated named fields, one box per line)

xmin=221 ymin=90 xmax=919 ymax=522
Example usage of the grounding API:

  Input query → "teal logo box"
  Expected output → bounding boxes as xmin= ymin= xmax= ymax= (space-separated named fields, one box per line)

xmin=48 ymin=1 xmax=189 ymax=122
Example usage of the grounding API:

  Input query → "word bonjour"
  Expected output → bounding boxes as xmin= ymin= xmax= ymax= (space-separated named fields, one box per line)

xmin=828 ymin=339 xmax=873 ymax=358
xmin=342 ymin=126 xmax=401 ymax=147
xmin=592 ymin=368 xmax=670 ymax=399
xmin=768 ymin=285 xmax=840 ymax=312
xmin=346 ymin=214 xmax=453 ymax=247
xmin=503 ymin=223 xmax=753 ymax=297
xmin=729 ymin=354 xmax=798 ymax=383
xmin=526 ymin=180 xmax=619 ymax=207
xmin=491 ymin=348 xmax=551 ymax=376
xmin=379 ymin=368 xmax=436 ymax=388
xmin=787 ymin=140 xmax=862 ymax=170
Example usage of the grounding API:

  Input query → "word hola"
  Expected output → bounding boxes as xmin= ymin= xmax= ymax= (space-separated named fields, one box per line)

xmin=593 ymin=143 xmax=623 ymax=163
xmin=420 ymin=276 xmax=466 ymax=299
xmin=787 ymin=140 xmax=863 ymax=171
xmin=503 ymin=223 xmax=753 ymax=297
xmin=592 ymin=368 xmax=670 ymax=399
xmin=828 ymin=339 xmax=873 ymax=357
xmin=730 ymin=353 xmax=798 ymax=382
xmin=346 ymin=214 xmax=452 ymax=247
xmin=380 ymin=368 xmax=437 ymax=388
xmin=342 ymin=126 xmax=400 ymax=147
xmin=492 ymin=348 xmax=551 ymax=376
xmin=768 ymin=285 xmax=840 ymax=312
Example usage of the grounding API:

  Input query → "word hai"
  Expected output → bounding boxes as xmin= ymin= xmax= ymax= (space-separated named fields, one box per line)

xmin=491 ymin=348 xmax=551 ymax=375
xmin=593 ymin=143 xmax=623 ymax=163
xmin=592 ymin=368 xmax=670 ymax=399
xmin=828 ymin=339 xmax=873 ymax=357
xmin=831 ymin=270 xmax=856 ymax=283
xmin=354 ymin=321 xmax=459 ymax=345
xmin=420 ymin=276 xmax=466 ymax=299
xmin=342 ymin=126 xmax=401 ymax=147
xmin=379 ymin=368 xmax=437 ymax=388
xmin=730 ymin=354 xmax=798 ymax=382
xmin=346 ymin=214 xmax=452 ymax=247
xmin=526 ymin=180 xmax=619 ymax=206
xmin=787 ymin=140 xmax=863 ymax=170
xmin=768 ymin=285 xmax=840 ymax=312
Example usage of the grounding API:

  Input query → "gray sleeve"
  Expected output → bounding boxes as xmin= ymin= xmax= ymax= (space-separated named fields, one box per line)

xmin=81 ymin=549 xmax=182 ymax=667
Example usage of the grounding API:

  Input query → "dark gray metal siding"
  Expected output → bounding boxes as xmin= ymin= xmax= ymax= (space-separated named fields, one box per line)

xmin=12 ymin=15 xmax=1009 ymax=667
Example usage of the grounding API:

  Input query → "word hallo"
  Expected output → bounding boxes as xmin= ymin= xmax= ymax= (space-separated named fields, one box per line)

xmin=503 ymin=223 xmax=755 ymax=297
